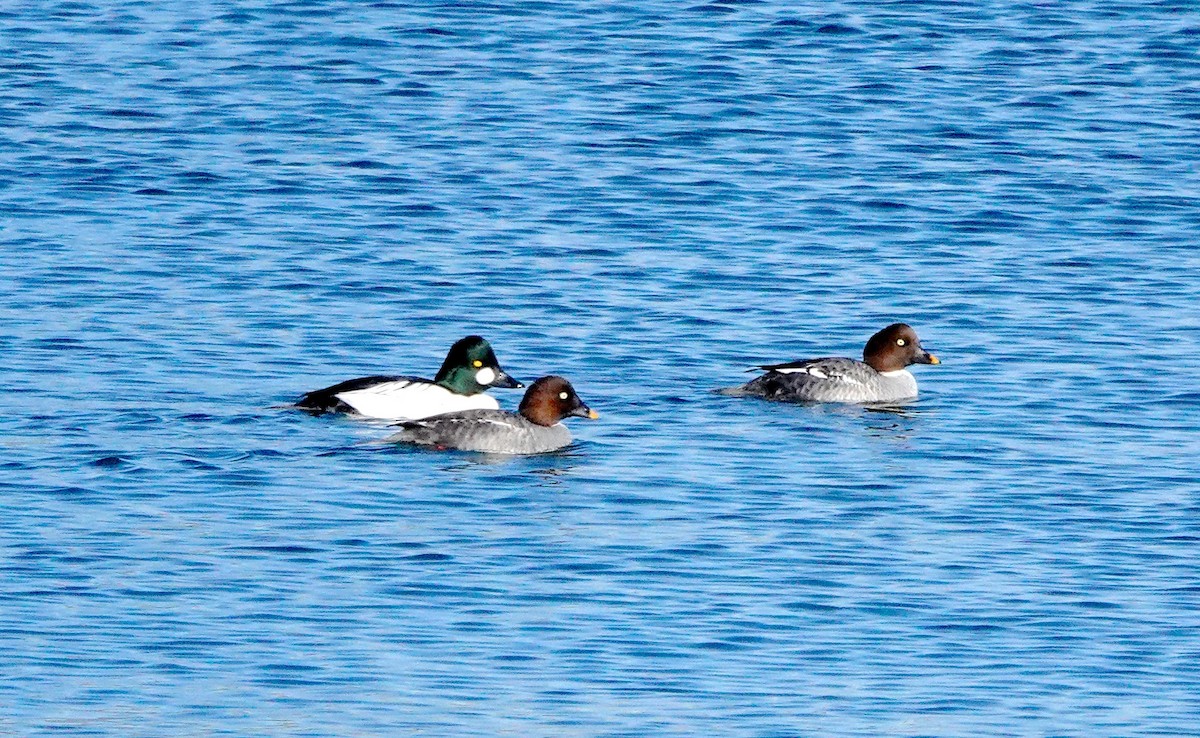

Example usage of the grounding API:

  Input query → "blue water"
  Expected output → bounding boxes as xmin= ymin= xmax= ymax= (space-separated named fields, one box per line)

xmin=3 ymin=1 xmax=1200 ymax=735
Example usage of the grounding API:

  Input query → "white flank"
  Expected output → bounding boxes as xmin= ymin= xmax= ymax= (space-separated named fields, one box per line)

xmin=335 ymin=381 xmax=498 ymax=420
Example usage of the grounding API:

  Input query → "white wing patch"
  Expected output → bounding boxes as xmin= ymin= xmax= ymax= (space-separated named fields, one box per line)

xmin=471 ymin=417 xmax=516 ymax=430
xmin=361 ymin=379 xmax=417 ymax=396
xmin=773 ymin=363 xmax=865 ymax=386
xmin=335 ymin=381 xmax=499 ymax=420
xmin=774 ymin=365 xmax=829 ymax=379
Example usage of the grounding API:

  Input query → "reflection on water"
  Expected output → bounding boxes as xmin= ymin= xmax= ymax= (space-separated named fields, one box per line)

xmin=861 ymin=403 xmax=926 ymax=439
xmin=432 ymin=448 xmax=585 ymax=472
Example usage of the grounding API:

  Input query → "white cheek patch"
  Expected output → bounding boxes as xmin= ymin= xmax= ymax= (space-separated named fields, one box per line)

xmin=475 ymin=367 xmax=496 ymax=385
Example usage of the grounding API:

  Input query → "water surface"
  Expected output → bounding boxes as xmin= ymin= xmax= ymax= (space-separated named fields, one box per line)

xmin=2 ymin=1 xmax=1199 ymax=735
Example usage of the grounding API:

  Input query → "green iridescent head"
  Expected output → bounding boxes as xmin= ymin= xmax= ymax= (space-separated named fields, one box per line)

xmin=434 ymin=335 xmax=523 ymax=395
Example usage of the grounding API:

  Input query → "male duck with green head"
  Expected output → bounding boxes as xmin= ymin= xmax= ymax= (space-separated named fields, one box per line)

xmin=297 ymin=335 xmax=523 ymax=420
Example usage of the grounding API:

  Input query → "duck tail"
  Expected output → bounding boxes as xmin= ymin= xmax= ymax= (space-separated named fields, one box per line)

xmin=713 ymin=384 xmax=752 ymax=397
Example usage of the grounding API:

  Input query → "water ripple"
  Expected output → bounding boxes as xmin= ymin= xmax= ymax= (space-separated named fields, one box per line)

xmin=2 ymin=1 xmax=1199 ymax=735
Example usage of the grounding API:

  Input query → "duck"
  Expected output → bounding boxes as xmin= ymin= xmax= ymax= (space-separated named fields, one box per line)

xmin=720 ymin=323 xmax=939 ymax=404
xmin=296 ymin=335 xmax=522 ymax=420
xmin=386 ymin=375 xmax=598 ymax=454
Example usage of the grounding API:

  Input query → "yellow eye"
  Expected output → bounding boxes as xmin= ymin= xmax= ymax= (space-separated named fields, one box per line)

xmin=896 ymin=338 xmax=906 ymax=346
xmin=559 ymin=391 xmax=569 ymax=400
xmin=472 ymin=360 xmax=483 ymax=368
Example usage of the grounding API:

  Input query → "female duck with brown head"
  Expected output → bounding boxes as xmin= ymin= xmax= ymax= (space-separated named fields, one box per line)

xmin=720 ymin=323 xmax=940 ymax=404
xmin=387 ymin=375 xmax=598 ymax=454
